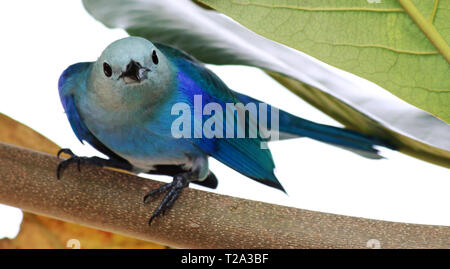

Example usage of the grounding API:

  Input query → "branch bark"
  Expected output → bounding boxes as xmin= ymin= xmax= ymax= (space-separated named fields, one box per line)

xmin=0 ymin=142 xmax=449 ymax=248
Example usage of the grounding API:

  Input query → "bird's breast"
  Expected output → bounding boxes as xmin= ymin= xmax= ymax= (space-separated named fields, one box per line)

xmin=79 ymin=93 xmax=204 ymax=170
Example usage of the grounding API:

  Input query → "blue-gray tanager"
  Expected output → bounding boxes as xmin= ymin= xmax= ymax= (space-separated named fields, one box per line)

xmin=58 ymin=37 xmax=393 ymax=224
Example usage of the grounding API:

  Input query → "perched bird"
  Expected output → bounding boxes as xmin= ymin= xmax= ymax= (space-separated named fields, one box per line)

xmin=58 ymin=37 xmax=393 ymax=224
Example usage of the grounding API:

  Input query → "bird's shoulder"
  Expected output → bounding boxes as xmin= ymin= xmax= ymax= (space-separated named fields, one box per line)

xmin=58 ymin=62 xmax=92 ymax=101
xmin=154 ymin=42 xmax=199 ymax=63
xmin=156 ymin=43 xmax=239 ymax=104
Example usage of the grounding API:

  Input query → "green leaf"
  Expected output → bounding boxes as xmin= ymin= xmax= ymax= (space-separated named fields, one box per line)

xmin=82 ymin=0 xmax=450 ymax=167
xmin=198 ymin=0 xmax=450 ymax=123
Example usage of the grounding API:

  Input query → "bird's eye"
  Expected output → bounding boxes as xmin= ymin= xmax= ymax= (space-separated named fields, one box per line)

xmin=103 ymin=62 xmax=112 ymax=77
xmin=152 ymin=50 xmax=159 ymax=65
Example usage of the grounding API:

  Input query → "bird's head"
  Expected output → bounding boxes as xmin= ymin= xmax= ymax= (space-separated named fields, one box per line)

xmin=89 ymin=37 xmax=173 ymax=111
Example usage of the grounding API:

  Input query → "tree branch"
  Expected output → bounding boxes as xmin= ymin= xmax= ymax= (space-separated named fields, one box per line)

xmin=0 ymin=142 xmax=449 ymax=248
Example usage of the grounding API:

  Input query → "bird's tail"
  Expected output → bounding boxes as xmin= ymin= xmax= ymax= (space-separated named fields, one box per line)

xmin=234 ymin=91 xmax=395 ymax=159
xmin=277 ymin=111 xmax=394 ymax=159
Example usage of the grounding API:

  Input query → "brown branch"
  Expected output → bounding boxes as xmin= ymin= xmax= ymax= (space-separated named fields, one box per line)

xmin=0 ymin=142 xmax=449 ymax=248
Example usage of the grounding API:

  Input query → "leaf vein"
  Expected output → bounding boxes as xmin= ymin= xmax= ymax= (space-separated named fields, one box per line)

xmin=308 ymin=40 xmax=438 ymax=55
xmin=429 ymin=0 xmax=439 ymax=23
xmin=397 ymin=0 xmax=450 ymax=64
xmin=229 ymin=1 xmax=405 ymax=13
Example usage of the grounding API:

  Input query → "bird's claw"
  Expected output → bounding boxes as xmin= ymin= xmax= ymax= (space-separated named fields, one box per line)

xmin=57 ymin=148 xmax=75 ymax=159
xmin=56 ymin=148 xmax=97 ymax=179
xmin=144 ymin=174 xmax=189 ymax=225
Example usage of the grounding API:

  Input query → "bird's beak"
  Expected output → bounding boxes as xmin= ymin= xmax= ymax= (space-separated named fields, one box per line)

xmin=119 ymin=60 xmax=150 ymax=84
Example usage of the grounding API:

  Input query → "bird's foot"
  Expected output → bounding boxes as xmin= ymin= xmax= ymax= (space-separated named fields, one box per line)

xmin=143 ymin=174 xmax=190 ymax=225
xmin=56 ymin=148 xmax=104 ymax=179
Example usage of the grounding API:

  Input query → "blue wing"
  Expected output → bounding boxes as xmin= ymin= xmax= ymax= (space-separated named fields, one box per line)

xmin=157 ymin=43 xmax=284 ymax=191
xmin=58 ymin=62 xmax=93 ymax=144
xmin=58 ymin=62 xmax=131 ymax=161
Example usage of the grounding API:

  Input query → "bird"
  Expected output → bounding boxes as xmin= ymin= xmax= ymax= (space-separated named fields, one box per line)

xmin=57 ymin=36 xmax=393 ymax=224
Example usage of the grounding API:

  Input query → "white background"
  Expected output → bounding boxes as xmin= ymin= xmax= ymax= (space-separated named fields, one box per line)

xmin=0 ymin=1 xmax=449 ymax=240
